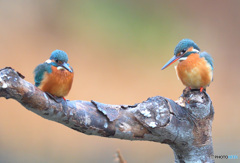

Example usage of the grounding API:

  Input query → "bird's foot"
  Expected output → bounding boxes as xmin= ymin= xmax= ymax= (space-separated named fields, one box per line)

xmin=189 ymin=87 xmax=206 ymax=92
xmin=45 ymin=92 xmax=65 ymax=103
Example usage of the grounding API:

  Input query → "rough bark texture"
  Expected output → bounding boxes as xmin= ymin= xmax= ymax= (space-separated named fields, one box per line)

xmin=0 ymin=67 xmax=214 ymax=163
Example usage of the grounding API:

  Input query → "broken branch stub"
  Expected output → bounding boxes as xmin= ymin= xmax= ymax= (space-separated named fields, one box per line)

xmin=0 ymin=67 xmax=214 ymax=162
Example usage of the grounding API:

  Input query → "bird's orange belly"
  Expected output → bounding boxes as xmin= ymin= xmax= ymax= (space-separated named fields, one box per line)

xmin=38 ymin=67 xmax=74 ymax=97
xmin=176 ymin=54 xmax=212 ymax=89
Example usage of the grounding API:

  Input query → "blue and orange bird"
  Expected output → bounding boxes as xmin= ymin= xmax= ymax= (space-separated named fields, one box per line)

xmin=34 ymin=50 xmax=74 ymax=101
xmin=161 ymin=39 xmax=213 ymax=92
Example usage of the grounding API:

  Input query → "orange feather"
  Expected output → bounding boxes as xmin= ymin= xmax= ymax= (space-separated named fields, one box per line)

xmin=176 ymin=53 xmax=213 ymax=89
xmin=38 ymin=66 xmax=74 ymax=97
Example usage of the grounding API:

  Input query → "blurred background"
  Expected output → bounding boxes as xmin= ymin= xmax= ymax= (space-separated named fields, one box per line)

xmin=0 ymin=0 xmax=239 ymax=162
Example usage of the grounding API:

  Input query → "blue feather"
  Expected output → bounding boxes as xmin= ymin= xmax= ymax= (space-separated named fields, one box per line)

xmin=50 ymin=50 xmax=68 ymax=63
xmin=200 ymin=52 xmax=214 ymax=70
xmin=34 ymin=63 xmax=52 ymax=87
xmin=174 ymin=39 xmax=200 ymax=56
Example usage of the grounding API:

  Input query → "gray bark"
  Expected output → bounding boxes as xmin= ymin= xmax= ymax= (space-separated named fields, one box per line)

xmin=0 ymin=67 xmax=214 ymax=163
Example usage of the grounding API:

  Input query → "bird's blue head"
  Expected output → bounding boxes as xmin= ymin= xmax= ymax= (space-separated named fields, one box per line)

xmin=174 ymin=39 xmax=200 ymax=56
xmin=50 ymin=50 xmax=69 ymax=63
xmin=47 ymin=50 xmax=73 ymax=73
xmin=161 ymin=39 xmax=200 ymax=70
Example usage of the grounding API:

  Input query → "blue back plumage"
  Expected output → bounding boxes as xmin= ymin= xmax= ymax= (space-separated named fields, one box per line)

xmin=200 ymin=52 xmax=214 ymax=70
xmin=34 ymin=63 xmax=52 ymax=87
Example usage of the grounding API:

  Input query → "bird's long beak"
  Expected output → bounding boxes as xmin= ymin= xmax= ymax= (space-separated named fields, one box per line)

xmin=61 ymin=62 xmax=73 ymax=72
xmin=161 ymin=55 xmax=180 ymax=70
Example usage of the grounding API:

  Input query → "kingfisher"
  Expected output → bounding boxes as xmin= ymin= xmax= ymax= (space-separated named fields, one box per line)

xmin=34 ymin=50 xmax=74 ymax=102
xmin=161 ymin=39 xmax=213 ymax=92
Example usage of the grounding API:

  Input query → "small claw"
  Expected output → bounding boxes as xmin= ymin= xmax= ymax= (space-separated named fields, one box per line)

xmin=45 ymin=92 xmax=65 ymax=103
xmin=200 ymin=87 xmax=204 ymax=92
xmin=62 ymin=97 xmax=66 ymax=101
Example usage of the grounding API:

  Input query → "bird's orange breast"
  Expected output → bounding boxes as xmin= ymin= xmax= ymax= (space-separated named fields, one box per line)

xmin=38 ymin=66 xmax=74 ymax=97
xmin=176 ymin=53 xmax=213 ymax=89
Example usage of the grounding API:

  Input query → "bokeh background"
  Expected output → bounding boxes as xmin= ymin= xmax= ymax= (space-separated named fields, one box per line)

xmin=0 ymin=0 xmax=239 ymax=163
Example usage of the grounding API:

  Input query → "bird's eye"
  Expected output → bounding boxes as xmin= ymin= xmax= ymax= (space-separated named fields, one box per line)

xmin=55 ymin=60 xmax=59 ymax=63
xmin=180 ymin=49 xmax=187 ymax=55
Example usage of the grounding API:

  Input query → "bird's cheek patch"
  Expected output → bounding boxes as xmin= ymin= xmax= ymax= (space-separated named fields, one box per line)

xmin=179 ymin=57 xmax=187 ymax=62
xmin=45 ymin=59 xmax=52 ymax=64
xmin=57 ymin=66 xmax=65 ymax=70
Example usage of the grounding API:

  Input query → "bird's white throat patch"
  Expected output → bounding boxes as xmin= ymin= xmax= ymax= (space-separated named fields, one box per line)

xmin=174 ymin=66 xmax=180 ymax=80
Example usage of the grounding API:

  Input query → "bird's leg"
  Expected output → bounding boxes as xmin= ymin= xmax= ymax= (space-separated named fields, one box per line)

xmin=190 ymin=87 xmax=205 ymax=92
xmin=45 ymin=92 xmax=65 ymax=103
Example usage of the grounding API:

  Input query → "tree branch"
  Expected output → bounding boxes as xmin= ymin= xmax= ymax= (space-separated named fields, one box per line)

xmin=0 ymin=67 xmax=214 ymax=162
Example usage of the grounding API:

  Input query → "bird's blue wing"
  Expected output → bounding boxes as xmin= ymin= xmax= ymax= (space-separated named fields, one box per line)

xmin=34 ymin=63 xmax=52 ymax=87
xmin=200 ymin=52 xmax=214 ymax=70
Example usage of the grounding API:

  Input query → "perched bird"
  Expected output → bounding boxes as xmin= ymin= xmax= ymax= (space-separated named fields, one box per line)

xmin=161 ymin=39 xmax=213 ymax=92
xmin=34 ymin=50 xmax=74 ymax=101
